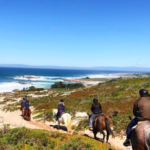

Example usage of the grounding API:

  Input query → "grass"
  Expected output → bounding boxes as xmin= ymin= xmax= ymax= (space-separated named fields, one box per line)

xmin=0 ymin=127 xmax=114 ymax=150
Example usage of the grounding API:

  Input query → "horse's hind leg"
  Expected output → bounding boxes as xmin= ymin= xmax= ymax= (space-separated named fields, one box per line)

xmin=93 ymin=131 xmax=97 ymax=139
xmin=106 ymin=130 xmax=110 ymax=143
xmin=102 ymin=131 xmax=105 ymax=143
xmin=58 ymin=121 xmax=60 ymax=130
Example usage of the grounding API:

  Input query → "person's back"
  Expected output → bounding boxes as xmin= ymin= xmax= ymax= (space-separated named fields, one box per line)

xmin=25 ymin=102 xmax=30 ymax=109
xmin=21 ymin=98 xmax=26 ymax=105
xmin=91 ymin=103 xmax=102 ymax=114
xmin=56 ymin=99 xmax=65 ymax=120
xmin=89 ymin=98 xmax=102 ymax=131
xmin=133 ymin=97 xmax=150 ymax=121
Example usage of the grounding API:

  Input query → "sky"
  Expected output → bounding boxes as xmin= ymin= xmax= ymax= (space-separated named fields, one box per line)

xmin=0 ymin=0 xmax=150 ymax=67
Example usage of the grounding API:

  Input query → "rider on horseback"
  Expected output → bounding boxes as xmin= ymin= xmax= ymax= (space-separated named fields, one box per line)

xmin=89 ymin=98 xmax=103 ymax=131
xmin=123 ymin=89 xmax=150 ymax=146
xmin=23 ymin=100 xmax=30 ymax=115
xmin=56 ymin=99 xmax=65 ymax=121
xmin=21 ymin=97 xmax=26 ymax=105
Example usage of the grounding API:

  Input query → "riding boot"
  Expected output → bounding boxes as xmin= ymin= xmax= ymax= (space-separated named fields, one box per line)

xmin=123 ymin=139 xmax=131 ymax=146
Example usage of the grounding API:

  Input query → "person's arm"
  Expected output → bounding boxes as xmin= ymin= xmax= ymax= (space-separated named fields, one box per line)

xmin=63 ymin=105 xmax=65 ymax=111
xmin=133 ymin=102 xmax=137 ymax=117
xmin=91 ymin=105 xmax=94 ymax=112
xmin=58 ymin=104 xmax=60 ymax=110
xmin=99 ymin=103 xmax=102 ymax=113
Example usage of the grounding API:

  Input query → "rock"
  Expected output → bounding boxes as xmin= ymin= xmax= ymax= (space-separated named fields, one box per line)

xmin=75 ymin=112 xmax=88 ymax=118
xmin=13 ymin=89 xmax=21 ymax=92
xmin=23 ymin=75 xmax=40 ymax=79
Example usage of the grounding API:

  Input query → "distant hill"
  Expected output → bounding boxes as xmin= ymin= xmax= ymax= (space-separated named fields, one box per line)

xmin=0 ymin=64 xmax=150 ymax=72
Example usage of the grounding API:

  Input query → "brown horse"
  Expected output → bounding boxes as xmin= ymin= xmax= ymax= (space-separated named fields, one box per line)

xmin=21 ymin=105 xmax=25 ymax=116
xmin=24 ymin=108 xmax=31 ymax=121
xmin=88 ymin=114 xmax=114 ymax=143
xmin=131 ymin=122 xmax=150 ymax=150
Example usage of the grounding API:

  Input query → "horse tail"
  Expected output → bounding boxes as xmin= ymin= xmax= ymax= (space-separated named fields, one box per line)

xmin=67 ymin=115 xmax=72 ymax=133
xmin=145 ymin=130 xmax=150 ymax=150
xmin=105 ymin=117 xmax=114 ymax=138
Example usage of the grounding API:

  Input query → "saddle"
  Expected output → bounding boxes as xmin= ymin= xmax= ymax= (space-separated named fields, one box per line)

xmin=58 ymin=112 xmax=66 ymax=119
xmin=93 ymin=114 xmax=104 ymax=122
xmin=132 ymin=121 xmax=149 ymax=130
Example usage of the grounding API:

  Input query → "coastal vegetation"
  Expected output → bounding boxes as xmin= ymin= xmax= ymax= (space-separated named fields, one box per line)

xmin=24 ymin=86 xmax=45 ymax=92
xmin=51 ymin=81 xmax=84 ymax=89
xmin=0 ymin=127 xmax=114 ymax=150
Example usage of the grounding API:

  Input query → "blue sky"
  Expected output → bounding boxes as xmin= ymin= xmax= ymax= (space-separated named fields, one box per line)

xmin=0 ymin=0 xmax=150 ymax=67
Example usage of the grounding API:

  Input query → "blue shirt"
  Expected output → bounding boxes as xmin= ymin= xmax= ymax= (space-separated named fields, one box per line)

xmin=25 ymin=103 xmax=30 ymax=108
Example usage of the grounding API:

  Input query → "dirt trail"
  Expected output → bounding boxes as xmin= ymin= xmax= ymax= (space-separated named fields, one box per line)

xmin=0 ymin=109 xmax=131 ymax=150
xmin=0 ymin=109 xmax=67 ymax=134
xmin=83 ymin=130 xmax=132 ymax=150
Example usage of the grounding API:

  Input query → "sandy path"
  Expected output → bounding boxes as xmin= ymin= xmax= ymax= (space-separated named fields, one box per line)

xmin=0 ymin=109 xmax=67 ymax=134
xmin=83 ymin=130 xmax=132 ymax=150
xmin=0 ymin=109 xmax=131 ymax=150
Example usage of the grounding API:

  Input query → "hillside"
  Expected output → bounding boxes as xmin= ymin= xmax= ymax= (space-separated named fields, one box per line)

xmin=1 ymin=77 xmax=150 ymax=149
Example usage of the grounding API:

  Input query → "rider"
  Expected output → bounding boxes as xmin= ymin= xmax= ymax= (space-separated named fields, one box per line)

xmin=25 ymin=95 xmax=28 ymax=101
xmin=21 ymin=97 xmax=26 ymax=105
xmin=23 ymin=100 xmax=30 ymax=115
xmin=123 ymin=89 xmax=150 ymax=146
xmin=56 ymin=99 xmax=65 ymax=121
xmin=89 ymin=98 xmax=103 ymax=131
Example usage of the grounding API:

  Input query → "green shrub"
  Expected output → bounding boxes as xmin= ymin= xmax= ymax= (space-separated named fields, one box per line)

xmin=51 ymin=82 xmax=84 ymax=89
xmin=25 ymin=86 xmax=45 ymax=91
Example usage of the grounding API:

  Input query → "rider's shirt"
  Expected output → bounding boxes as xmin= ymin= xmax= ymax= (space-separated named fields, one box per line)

xmin=25 ymin=103 xmax=30 ymax=108
xmin=58 ymin=102 xmax=65 ymax=114
xmin=22 ymin=99 xmax=26 ymax=105
xmin=91 ymin=103 xmax=102 ymax=114
xmin=133 ymin=97 xmax=150 ymax=121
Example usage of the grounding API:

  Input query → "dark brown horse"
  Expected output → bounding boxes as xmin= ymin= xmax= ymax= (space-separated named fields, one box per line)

xmin=24 ymin=108 xmax=31 ymax=121
xmin=131 ymin=122 xmax=150 ymax=150
xmin=21 ymin=105 xmax=25 ymax=116
xmin=88 ymin=114 xmax=114 ymax=143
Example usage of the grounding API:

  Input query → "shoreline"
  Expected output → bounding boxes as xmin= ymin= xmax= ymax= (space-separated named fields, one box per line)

xmin=64 ymin=73 xmax=149 ymax=85
xmin=0 ymin=73 xmax=149 ymax=93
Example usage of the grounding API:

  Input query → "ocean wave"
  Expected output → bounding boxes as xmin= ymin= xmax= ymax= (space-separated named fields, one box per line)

xmin=87 ymin=74 xmax=122 ymax=78
xmin=14 ymin=75 xmax=64 ymax=82
xmin=0 ymin=82 xmax=32 ymax=93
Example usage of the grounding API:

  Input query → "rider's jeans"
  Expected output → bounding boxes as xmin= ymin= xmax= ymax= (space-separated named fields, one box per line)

xmin=126 ymin=117 xmax=138 ymax=139
xmin=89 ymin=114 xmax=98 ymax=128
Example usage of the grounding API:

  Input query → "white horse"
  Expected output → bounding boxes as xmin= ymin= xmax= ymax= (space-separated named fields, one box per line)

xmin=52 ymin=109 xmax=72 ymax=133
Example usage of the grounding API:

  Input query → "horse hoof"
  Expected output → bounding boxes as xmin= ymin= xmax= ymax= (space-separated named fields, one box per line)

xmin=106 ymin=142 xmax=110 ymax=145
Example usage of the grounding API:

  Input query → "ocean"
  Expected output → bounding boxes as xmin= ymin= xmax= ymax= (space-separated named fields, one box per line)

xmin=0 ymin=67 xmax=138 ymax=93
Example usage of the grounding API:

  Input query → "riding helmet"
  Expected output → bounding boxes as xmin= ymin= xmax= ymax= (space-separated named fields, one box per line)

xmin=93 ymin=98 xmax=98 ymax=103
xmin=139 ymin=89 xmax=149 ymax=97
xmin=60 ymin=99 xmax=64 ymax=102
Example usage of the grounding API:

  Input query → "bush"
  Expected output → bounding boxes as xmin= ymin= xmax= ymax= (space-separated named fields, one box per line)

xmin=51 ymin=82 xmax=84 ymax=89
xmin=25 ymin=86 xmax=45 ymax=91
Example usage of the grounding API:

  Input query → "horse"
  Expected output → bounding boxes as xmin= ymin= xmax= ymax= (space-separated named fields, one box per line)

xmin=52 ymin=109 xmax=72 ymax=133
xmin=24 ymin=108 xmax=31 ymax=121
xmin=88 ymin=114 xmax=114 ymax=143
xmin=131 ymin=121 xmax=150 ymax=150
xmin=21 ymin=104 xmax=25 ymax=116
